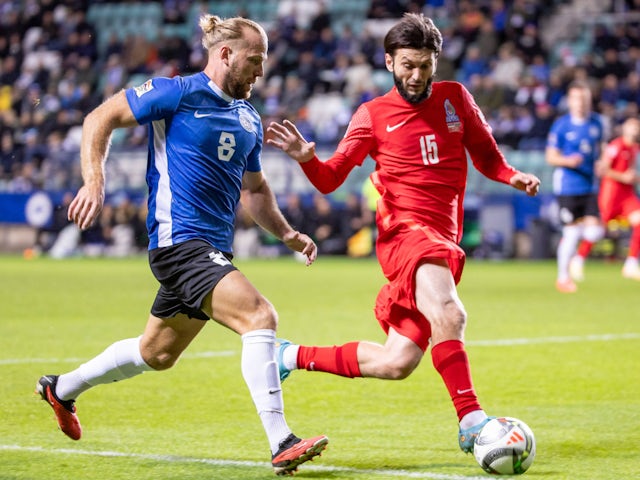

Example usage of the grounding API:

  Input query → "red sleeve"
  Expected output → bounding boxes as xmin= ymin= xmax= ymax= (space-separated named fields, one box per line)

xmin=300 ymin=105 xmax=375 ymax=194
xmin=603 ymin=140 xmax=621 ymax=169
xmin=460 ymin=85 xmax=517 ymax=185
xmin=299 ymin=154 xmax=358 ymax=194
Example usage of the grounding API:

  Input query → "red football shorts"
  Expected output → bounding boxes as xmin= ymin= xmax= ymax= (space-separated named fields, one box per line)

xmin=374 ymin=220 xmax=466 ymax=352
xmin=599 ymin=189 xmax=640 ymax=222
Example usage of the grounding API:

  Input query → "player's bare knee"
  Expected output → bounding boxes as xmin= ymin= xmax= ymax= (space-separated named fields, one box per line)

xmin=443 ymin=299 xmax=467 ymax=333
xmin=381 ymin=350 xmax=421 ymax=380
xmin=142 ymin=351 xmax=179 ymax=371
xmin=384 ymin=358 xmax=418 ymax=380
xmin=246 ymin=298 xmax=278 ymax=331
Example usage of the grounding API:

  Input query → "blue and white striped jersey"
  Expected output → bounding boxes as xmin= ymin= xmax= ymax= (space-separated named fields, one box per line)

xmin=546 ymin=113 xmax=604 ymax=195
xmin=125 ymin=72 xmax=263 ymax=253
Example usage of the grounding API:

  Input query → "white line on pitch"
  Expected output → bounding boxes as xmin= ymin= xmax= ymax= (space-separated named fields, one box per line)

xmin=467 ymin=332 xmax=640 ymax=346
xmin=0 ymin=444 xmax=488 ymax=480
xmin=1 ymin=333 xmax=638 ymax=366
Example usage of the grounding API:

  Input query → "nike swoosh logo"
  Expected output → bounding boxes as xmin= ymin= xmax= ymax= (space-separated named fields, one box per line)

xmin=386 ymin=119 xmax=408 ymax=132
xmin=194 ymin=111 xmax=214 ymax=118
xmin=457 ymin=388 xmax=474 ymax=395
xmin=268 ymin=388 xmax=282 ymax=394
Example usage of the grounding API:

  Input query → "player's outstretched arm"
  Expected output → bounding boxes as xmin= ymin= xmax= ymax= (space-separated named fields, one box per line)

xmin=281 ymin=230 xmax=318 ymax=266
xmin=68 ymin=90 xmax=138 ymax=230
xmin=509 ymin=172 xmax=541 ymax=197
xmin=266 ymin=119 xmax=316 ymax=163
xmin=545 ymin=146 xmax=583 ymax=168
xmin=241 ymin=171 xmax=317 ymax=266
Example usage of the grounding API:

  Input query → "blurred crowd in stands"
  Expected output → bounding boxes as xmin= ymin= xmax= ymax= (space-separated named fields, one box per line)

xmin=32 ymin=190 xmax=150 ymax=258
xmin=1 ymin=0 xmax=640 ymax=257
xmin=33 ymin=189 xmax=375 ymax=260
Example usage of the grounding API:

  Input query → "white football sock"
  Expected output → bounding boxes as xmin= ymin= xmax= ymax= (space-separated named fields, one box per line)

xmin=241 ymin=329 xmax=292 ymax=454
xmin=624 ymin=256 xmax=639 ymax=270
xmin=282 ymin=343 xmax=300 ymax=371
xmin=583 ymin=224 xmax=604 ymax=243
xmin=460 ymin=409 xmax=487 ymax=429
xmin=557 ymin=225 xmax=582 ymax=281
xmin=56 ymin=336 xmax=153 ymax=401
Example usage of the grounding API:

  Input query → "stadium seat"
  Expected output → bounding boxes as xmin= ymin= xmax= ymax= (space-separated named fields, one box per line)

xmin=208 ymin=0 xmax=243 ymax=18
xmin=371 ymin=70 xmax=394 ymax=91
xmin=162 ymin=23 xmax=190 ymax=41
xmin=246 ymin=0 xmax=280 ymax=23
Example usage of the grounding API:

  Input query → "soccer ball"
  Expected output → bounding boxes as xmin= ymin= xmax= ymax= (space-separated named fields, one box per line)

xmin=473 ymin=417 xmax=536 ymax=475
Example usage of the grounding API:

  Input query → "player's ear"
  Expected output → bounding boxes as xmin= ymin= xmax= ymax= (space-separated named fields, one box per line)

xmin=385 ymin=53 xmax=394 ymax=73
xmin=219 ymin=44 xmax=232 ymax=66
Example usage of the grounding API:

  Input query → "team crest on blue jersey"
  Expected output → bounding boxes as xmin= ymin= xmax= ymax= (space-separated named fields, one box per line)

xmin=444 ymin=99 xmax=461 ymax=132
xmin=134 ymin=79 xmax=153 ymax=98
xmin=239 ymin=112 xmax=255 ymax=133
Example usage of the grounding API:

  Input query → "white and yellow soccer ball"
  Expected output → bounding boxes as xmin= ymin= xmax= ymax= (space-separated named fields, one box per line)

xmin=473 ymin=417 xmax=536 ymax=475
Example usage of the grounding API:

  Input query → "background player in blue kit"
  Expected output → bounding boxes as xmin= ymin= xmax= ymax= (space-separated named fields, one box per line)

xmin=35 ymin=14 xmax=328 ymax=476
xmin=546 ymin=80 xmax=605 ymax=293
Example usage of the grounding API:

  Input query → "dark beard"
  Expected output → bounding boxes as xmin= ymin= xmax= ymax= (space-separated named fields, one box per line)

xmin=394 ymin=75 xmax=433 ymax=104
xmin=227 ymin=64 xmax=251 ymax=100
xmin=227 ymin=78 xmax=250 ymax=100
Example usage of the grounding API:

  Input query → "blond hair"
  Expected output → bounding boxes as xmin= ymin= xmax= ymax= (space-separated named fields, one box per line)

xmin=199 ymin=14 xmax=268 ymax=51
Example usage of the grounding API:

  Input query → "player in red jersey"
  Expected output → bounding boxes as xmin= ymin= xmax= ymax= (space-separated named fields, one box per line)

xmin=266 ymin=13 xmax=540 ymax=455
xmin=597 ymin=117 xmax=640 ymax=279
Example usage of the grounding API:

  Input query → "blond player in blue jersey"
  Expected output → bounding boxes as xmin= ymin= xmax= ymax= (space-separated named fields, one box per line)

xmin=35 ymin=14 xmax=327 ymax=476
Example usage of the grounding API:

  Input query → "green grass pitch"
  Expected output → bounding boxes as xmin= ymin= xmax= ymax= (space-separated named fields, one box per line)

xmin=1 ymin=255 xmax=639 ymax=479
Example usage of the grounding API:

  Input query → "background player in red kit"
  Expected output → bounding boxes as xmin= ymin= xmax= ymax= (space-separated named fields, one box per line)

xmin=266 ymin=13 xmax=540 ymax=454
xmin=596 ymin=117 xmax=640 ymax=280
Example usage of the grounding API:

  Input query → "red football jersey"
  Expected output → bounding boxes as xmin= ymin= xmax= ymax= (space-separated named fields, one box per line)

xmin=598 ymin=136 xmax=640 ymax=221
xmin=301 ymin=82 xmax=517 ymax=243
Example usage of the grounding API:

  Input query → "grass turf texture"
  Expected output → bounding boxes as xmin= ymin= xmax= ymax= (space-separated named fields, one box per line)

xmin=1 ymin=255 xmax=638 ymax=479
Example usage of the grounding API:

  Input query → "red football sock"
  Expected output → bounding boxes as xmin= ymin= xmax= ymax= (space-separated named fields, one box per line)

xmin=628 ymin=226 xmax=640 ymax=258
xmin=577 ymin=240 xmax=594 ymax=258
xmin=296 ymin=342 xmax=362 ymax=378
xmin=431 ymin=340 xmax=481 ymax=421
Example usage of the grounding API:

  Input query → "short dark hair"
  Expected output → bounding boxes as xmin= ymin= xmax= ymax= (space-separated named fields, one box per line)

xmin=383 ymin=13 xmax=443 ymax=57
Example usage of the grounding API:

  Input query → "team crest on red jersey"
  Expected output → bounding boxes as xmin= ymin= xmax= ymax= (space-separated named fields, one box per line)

xmin=444 ymin=99 xmax=461 ymax=132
